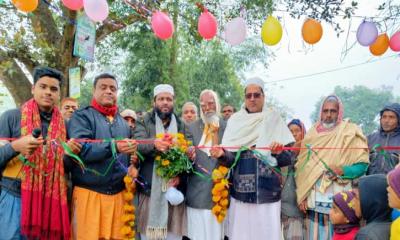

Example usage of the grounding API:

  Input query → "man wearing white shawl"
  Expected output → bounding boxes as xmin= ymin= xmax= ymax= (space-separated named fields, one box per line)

xmin=210 ymin=77 xmax=294 ymax=240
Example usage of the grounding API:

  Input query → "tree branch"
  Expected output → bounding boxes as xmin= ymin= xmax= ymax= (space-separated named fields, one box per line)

xmin=96 ymin=14 xmax=142 ymax=43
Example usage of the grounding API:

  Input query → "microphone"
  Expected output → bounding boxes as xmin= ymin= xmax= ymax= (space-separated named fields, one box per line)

xmin=32 ymin=128 xmax=41 ymax=138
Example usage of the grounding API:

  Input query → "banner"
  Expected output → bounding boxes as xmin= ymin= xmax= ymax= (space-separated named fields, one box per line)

xmin=73 ymin=12 xmax=96 ymax=62
xmin=69 ymin=67 xmax=81 ymax=99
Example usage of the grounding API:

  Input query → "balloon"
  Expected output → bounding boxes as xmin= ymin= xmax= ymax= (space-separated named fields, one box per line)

xmin=222 ymin=17 xmax=247 ymax=46
xmin=302 ymin=18 xmax=323 ymax=44
xmin=83 ymin=0 xmax=109 ymax=22
xmin=389 ymin=31 xmax=400 ymax=52
xmin=12 ymin=0 xmax=38 ymax=12
xmin=198 ymin=9 xmax=218 ymax=40
xmin=357 ymin=21 xmax=378 ymax=46
xmin=369 ymin=33 xmax=389 ymax=56
xmin=151 ymin=11 xmax=174 ymax=40
xmin=62 ymin=0 xmax=83 ymax=11
xmin=261 ymin=16 xmax=282 ymax=46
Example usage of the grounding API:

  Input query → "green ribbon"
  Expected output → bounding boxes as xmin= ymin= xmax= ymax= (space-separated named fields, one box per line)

xmin=18 ymin=155 xmax=36 ymax=168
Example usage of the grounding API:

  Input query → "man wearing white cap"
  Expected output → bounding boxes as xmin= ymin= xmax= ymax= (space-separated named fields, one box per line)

xmin=121 ymin=109 xmax=137 ymax=130
xmin=210 ymin=77 xmax=294 ymax=240
xmin=134 ymin=84 xmax=192 ymax=240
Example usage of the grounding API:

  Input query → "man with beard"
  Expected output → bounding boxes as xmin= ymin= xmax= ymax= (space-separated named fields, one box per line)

xmin=295 ymin=95 xmax=369 ymax=240
xmin=67 ymin=73 xmax=137 ymax=240
xmin=185 ymin=90 xmax=226 ymax=240
xmin=134 ymin=84 xmax=192 ymax=240
xmin=367 ymin=103 xmax=400 ymax=175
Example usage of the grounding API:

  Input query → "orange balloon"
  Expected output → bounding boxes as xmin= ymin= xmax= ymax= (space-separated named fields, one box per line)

xmin=302 ymin=18 xmax=323 ymax=44
xmin=12 ymin=0 xmax=38 ymax=13
xmin=369 ymin=33 xmax=389 ymax=56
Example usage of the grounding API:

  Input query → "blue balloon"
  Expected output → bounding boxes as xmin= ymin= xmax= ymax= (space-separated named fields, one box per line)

xmin=356 ymin=21 xmax=378 ymax=46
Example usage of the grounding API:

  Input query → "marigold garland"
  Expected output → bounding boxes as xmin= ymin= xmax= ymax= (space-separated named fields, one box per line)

xmin=121 ymin=175 xmax=136 ymax=240
xmin=211 ymin=165 xmax=230 ymax=223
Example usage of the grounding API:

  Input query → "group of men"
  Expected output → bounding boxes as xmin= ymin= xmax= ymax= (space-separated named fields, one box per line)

xmin=0 ymin=66 xmax=399 ymax=240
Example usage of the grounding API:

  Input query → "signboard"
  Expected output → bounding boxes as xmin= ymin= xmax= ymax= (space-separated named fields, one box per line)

xmin=73 ymin=12 xmax=96 ymax=62
xmin=69 ymin=67 xmax=81 ymax=99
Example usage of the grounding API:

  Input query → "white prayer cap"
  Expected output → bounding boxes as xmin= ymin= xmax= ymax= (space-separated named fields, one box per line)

xmin=245 ymin=77 xmax=265 ymax=89
xmin=120 ymin=109 xmax=137 ymax=120
xmin=154 ymin=84 xmax=174 ymax=97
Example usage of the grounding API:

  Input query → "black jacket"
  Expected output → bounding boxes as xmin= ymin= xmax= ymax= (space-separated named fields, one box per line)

xmin=355 ymin=174 xmax=391 ymax=240
xmin=66 ymin=106 xmax=131 ymax=195
xmin=133 ymin=110 xmax=192 ymax=196
xmin=367 ymin=103 xmax=400 ymax=175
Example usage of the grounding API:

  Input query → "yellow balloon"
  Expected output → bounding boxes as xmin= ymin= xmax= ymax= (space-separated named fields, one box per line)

xmin=261 ymin=16 xmax=283 ymax=46
xmin=12 ymin=0 xmax=38 ymax=13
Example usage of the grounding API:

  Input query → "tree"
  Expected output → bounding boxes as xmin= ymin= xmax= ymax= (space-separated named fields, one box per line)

xmin=310 ymin=85 xmax=398 ymax=135
xmin=0 ymin=0 xmax=154 ymax=105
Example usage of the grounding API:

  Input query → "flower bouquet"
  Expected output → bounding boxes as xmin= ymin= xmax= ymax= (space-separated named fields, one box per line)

xmin=155 ymin=133 xmax=192 ymax=205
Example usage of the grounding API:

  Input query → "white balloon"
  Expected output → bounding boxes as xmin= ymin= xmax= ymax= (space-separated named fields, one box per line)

xmin=165 ymin=187 xmax=184 ymax=206
xmin=222 ymin=17 xmax=247 ymax=46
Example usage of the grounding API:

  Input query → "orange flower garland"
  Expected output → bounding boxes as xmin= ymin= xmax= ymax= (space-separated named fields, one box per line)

xmin=211 ymin=165 xmax=229 ymax=223
xmin=121 ymin=175 xmax=136 ymax=239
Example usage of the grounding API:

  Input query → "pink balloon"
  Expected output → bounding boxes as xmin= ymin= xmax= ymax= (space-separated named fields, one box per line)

xmin=83 ymin=0 xmax=109 ymax=22
xmin=198 ymin=10 xmax=217 ymax=40
xmin=389 ymin=31 xmax=400 ymax=52
xmin=151 ymin=11 xmax=174 ymax=40
xmin=62 ymin=0 xmax=83 ymax=10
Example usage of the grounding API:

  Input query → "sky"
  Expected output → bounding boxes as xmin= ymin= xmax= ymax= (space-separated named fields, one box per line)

xmin=249 ymin=0 xmax=400 ymax=128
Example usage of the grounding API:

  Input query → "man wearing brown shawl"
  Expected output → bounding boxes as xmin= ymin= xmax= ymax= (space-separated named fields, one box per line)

xmin=295 ymin=95 xmax=369 ymax=240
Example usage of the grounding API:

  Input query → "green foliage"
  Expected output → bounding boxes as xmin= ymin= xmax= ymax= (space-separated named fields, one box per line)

xmin=310 ymin=85 xmax=398 ymax=135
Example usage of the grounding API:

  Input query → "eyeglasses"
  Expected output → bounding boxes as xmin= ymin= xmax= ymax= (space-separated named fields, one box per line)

xmin=245 ymin=92 xmax=262 ymax=99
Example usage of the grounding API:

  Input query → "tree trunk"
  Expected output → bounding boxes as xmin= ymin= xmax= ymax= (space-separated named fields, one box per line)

xmin=0 ymin=58 xmax=32 ymax=106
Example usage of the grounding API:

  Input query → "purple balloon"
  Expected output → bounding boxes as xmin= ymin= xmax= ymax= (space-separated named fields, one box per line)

xmin=357 ymin=21 xmax=378 ymax=46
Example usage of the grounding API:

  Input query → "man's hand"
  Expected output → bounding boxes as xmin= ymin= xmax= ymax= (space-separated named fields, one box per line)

xmin=154 ymin=139 xmax=171 ymax=153
xmin=270 ymin=142 xmax=284 ymax=155
xmin=210 ymin=145 xmax=224 ymax=159
xmin=66 ymin=138 xmax=82 ymax=155
xmin=187 ymin=146 xmax=196 ymax=161
xmin=328 ymin=165 xmax=344 ymax=180
xmin=298 ymin=199 xmax=308 ymax=214
xmin=11 ymin=135 xmax=44 ymax=156
xmin=117 ymin=139 xmax=138 ymax=154
xmin=168 ymin=176 xmax=180 ymax=188
xmin=128 ymin=165 xmax=139 ymax=178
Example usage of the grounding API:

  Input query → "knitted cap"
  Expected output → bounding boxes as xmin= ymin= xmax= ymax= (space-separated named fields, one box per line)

xmin=333 ymin=190 xmax=360 ymax=224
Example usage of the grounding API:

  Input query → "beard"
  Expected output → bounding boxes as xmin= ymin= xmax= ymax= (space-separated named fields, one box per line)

xmin=203 ymin=111 xmax=219 ymax=124
xmin=155 ymin=106 xmax=174 ymax=120
xmin=321 ymin=119 xmax=337 ymax=129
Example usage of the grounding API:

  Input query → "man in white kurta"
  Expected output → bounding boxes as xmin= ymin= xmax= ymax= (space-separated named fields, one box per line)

xmin=210 ymin=77 xmax=294 ymax=240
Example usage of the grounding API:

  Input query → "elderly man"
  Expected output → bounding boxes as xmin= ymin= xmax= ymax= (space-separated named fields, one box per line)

xmin=185 ymin=90 xmax=226 ymax=240
xmin=67 ymin=73 xmax=137 ymax=240
xmin=210 ymin=77 xmax=294 ymax=240
xmin=221 ymin=104 xmax=235 ymax=121
xmin=134 ymin=84 xmax=192 ymax=240
xmin=0 ymin=66 xmax=81 ymax=239
xmin=181 ymin=102 xmax=198 ymax=125
xmin=60 ymin=97 xmax=79 ymax=121
xmin=367 ymin=103 xmax=400 ymax=175
xmin=295 ymin=95 xmax=369 ymax=240
xmin=121 ymin=108 xmax=137 ymax=130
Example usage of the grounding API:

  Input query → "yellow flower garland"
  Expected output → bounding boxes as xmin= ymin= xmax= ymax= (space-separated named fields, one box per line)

xmin=121 ymin=175 xmax=136 ymax=240
xmin=211 ymin=165 xmax=229 ymax=223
